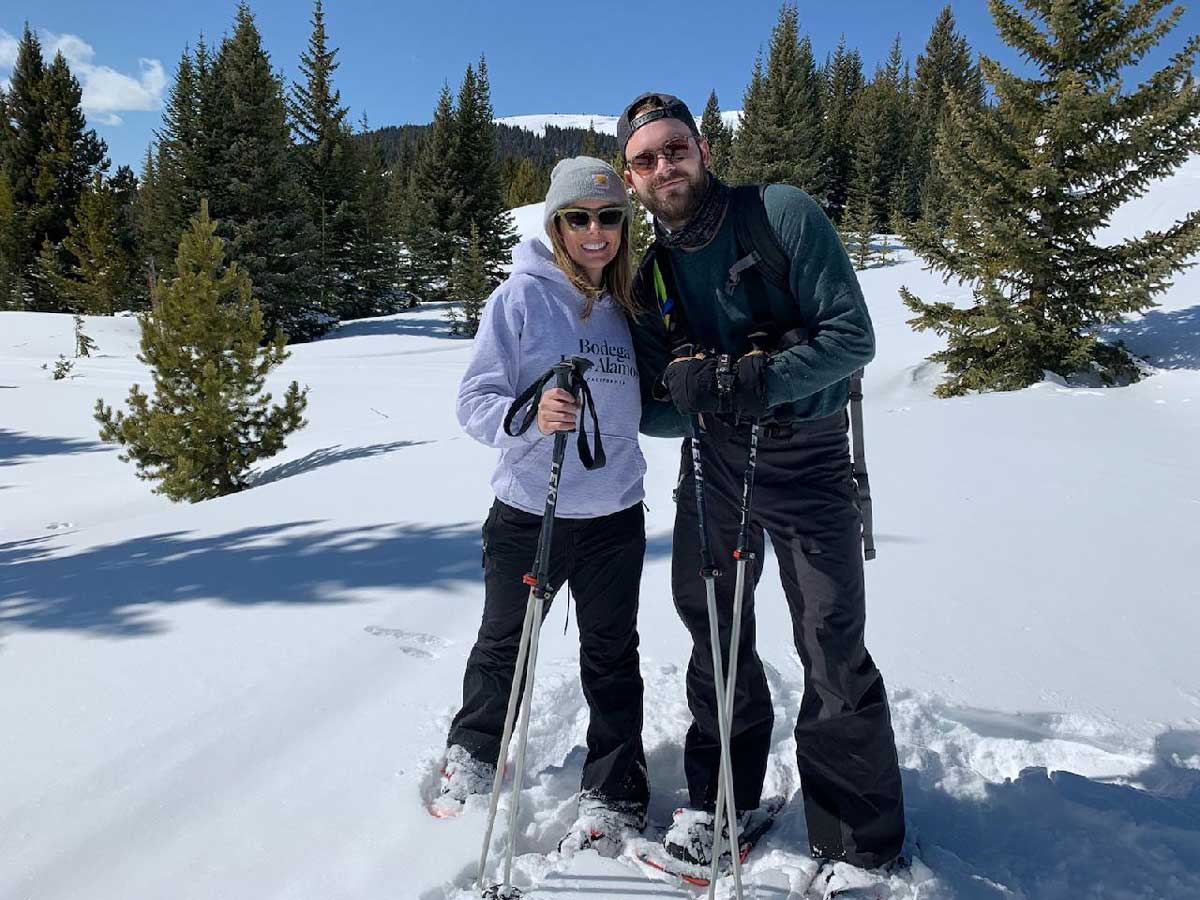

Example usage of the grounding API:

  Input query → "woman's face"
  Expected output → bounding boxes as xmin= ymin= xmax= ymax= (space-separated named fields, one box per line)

xmin=555 ymin=198 xmax=624 ymax=287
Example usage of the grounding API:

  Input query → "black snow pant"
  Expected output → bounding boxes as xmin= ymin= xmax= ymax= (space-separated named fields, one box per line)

xmin=448 ymin=498 xmax=649 ymax=809
xmin=672 ymin=410 xmax=905 ymax=869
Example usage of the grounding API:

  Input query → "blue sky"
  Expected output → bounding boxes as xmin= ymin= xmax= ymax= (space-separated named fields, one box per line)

xmin=3 ymin=0 xmax=1198 ymax=172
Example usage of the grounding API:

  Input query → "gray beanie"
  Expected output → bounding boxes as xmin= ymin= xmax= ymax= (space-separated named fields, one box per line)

xmin=543 ymin=156 xmax=630 ymax=237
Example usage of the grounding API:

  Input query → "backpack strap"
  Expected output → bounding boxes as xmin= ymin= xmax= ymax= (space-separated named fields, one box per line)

xmin=848 ymin=368 xmax=874 ymax=560
xmin=729 ymin=183 xmax=875 ymax=561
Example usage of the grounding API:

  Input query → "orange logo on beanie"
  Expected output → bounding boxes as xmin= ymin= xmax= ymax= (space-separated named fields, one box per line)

xmin=593 ymin=173 xmax=608 ymax=187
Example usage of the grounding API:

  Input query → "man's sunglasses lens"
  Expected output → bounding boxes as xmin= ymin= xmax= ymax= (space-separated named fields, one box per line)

xmin=630 ymin=138 xmax=692 ymax=173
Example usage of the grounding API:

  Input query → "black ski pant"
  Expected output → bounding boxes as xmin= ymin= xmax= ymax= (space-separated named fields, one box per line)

xmin=672 ymin=411 xmax=905 ymax=869
xmin=448 ymin=498 xmax=649 ymax=808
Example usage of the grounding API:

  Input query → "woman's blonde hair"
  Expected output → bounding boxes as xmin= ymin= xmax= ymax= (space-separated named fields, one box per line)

xmin=547 ymin=215 xmax=639 ymax=321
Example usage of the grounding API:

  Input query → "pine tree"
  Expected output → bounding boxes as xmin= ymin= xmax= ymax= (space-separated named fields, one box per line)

xmin=141 ymin=47 xmax=202 ymax=275
xmin=109 ymin=164 xmax=141 ymax=304
xmin=289 ymin=0 xmax=360 ymax=321
xmin=821 ymin=38 xmax=865 ymax=224
xmin=730 ymin=5 xmax=824 ymax=198
xmin=0 ymin=25 xmax=47 ymax=303
xmin=847 ymin=183 xmax=876 ymax=270
xmin=33 ymin=51 xmax=110 ymax=310
xmin=0 ymin=168 xmax=20 ymax=308
xmin=458 ymin=58 xmax=517 ymax=286
xmin=580 ymin=121 xmax=599 ymax=158
xmin=38 ymin=173 xmax=136 ymax=314
xmin=206 ymin=4 xmax=321 ymax=341
xmin=389 ymin=167 xmax=425 ymax=307
xmin=95 ymin=200 xmax=308 ymax=502
xmin=348 ymin=115 xmax=398 ymax=316
xmin=901 ymin=0 xmax=1200 ymax=397
xmin=907 ymin=5 xmax=984 ymax=228
xmin=849 ymin=38 xmax=909 ymax=234
xmin=448 ymin=222 xmax=489 ymax=336
xmin=731 ymin=51 xmax=767 ymax=182
xmin=74 ymin=314 xmax=97 ymax=357
xmin=700 ymin=90 xmax=734 ymax=181
xmin=504 ymin=156 xmax=545 ymax=208
xmin=405 ymin=84 xmax=460 ymax=299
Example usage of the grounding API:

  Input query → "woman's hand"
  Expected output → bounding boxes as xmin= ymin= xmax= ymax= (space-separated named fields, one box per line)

xmin=537 ymin=388 xmax=579 ymax=435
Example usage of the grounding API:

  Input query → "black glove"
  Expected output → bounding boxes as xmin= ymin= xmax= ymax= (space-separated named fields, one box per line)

xmin=733 ymin=352 xmax=771 ymax=418
xmin=662 ymin=355 xmax=726 ymax=414
xmin=662 ymin=353 xmax=772 ymax=417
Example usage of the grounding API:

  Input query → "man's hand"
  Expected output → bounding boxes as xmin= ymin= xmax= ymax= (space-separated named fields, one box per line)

xmin=733 ymin=351 xmax=771 ymax=418
xmin=662 ymin=350 xmax=771 ymax=418
xmin=662 ymin=354 xmax=725 ymax=415
xmin=537 ymin=387 xmax=579 ymax=435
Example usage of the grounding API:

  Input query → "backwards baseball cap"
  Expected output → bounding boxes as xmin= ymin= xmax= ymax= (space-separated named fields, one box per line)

xmin=616 ymin=92 xmax=699 ymax=157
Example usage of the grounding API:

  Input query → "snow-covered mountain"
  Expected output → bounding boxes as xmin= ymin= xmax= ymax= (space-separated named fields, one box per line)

xmin=497 ymin=109 xmax=742 ymax=137
xmin=2 ymin=158 xmax=1198 ymax=899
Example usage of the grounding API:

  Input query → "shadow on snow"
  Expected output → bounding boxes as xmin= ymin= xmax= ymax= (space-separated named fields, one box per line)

xmin=1103 ymin=304 xmax=1200 ymax=371
xmin=320 ymin=304 xmax=461 ymax=342
xmin=0 ymin=521 xmax=676 ymax=640
xmin=250 ymin=441 xmax=432 ymax=486
xmin=0 ymin=428 xmax=110 ymax=468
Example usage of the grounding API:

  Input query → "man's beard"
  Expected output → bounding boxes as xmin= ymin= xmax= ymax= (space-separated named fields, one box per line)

xmin=638 ymin=166 xmax=709 ymax=229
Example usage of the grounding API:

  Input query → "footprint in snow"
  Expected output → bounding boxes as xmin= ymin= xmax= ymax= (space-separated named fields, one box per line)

xmin=364 ymin=626 xmax=449 ymax=659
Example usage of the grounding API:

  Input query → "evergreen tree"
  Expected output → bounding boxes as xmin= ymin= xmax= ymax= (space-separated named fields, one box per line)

xmin=731 ymin=51 xmax=767 ymax=181
xmin=849 ymin=38 xmax=909 ymax=233
xmin=901 ymin=0 xmax=1200 ymax=397
xmin=699 ymin=90 xmax=734 ymax=181
xmin=95 ymin=200 xmax=308 ymax=502
xmin=0 ymin=168 xmax=20 ymax=308
xmin=448 ymin=222 xmax=489 ymax=336
xmin=347 ymin=115 xmax=398 ymax=316
xmin=908 ymin=5 xmax=984 ymax=228
xmin=457 ymin=58 xmax=517 ymax=286
xmin=289 ymin=0 xmax=360 ymax=320
xmin=33 ymin=51 xmax=110 ymax=310
xmin=38 ymin=173 xmax=136 ymax=314
xmin=0 ymin=25 xmax=47 ymax=302
xmin=847 ymin=171 xmax=877 ymax=270
xmin=206 ymin=4 xmax=321 ymax=340
xmin=580 ymin=121 xmax=599 ymax=158
xmin=389 ymin=167 xmax=425 ymax=307
xmin=141 ymin=47 xmax=202 ymax=275
xmin=504 ymin=156 xmax=546 ymax=208
xmin=821 ymin=38 xmax=865 ymax=224
xmin=74 ymin=314 xmax=97 ymax=357
xmin=730 ymin=5 xmax=824 ymax=198
xmin=405 ymin=83 xmax=460 ymax=299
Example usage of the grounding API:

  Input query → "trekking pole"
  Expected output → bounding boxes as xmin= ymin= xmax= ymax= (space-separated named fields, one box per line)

xmin=706 ymin=334 xmax=767 ymax=894
xmin=674 ymin=345 xmax=745 ymax=900
xmin=478 ymin=357 xmax=599 ymax=900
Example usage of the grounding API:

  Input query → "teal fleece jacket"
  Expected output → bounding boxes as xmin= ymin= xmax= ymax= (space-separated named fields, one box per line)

xmin=632 ymin=183 xmax=875 ymax=437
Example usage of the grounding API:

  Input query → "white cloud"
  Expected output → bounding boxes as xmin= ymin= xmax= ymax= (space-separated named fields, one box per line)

xmin=0 ymin=29 xmax=18 ymax=68
xmin=0 ymin=29 xmax=164 ymax=119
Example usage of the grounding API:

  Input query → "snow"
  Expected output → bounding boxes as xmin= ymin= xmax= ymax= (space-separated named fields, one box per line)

xmin=496 ymin=109 xmax=742 ymax=138
xmin=3 ymin=153 xmax=1199 ymax=899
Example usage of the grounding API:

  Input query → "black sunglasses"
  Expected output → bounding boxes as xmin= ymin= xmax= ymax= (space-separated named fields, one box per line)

xmin=556 ymin=207 xmax=626 ymax=230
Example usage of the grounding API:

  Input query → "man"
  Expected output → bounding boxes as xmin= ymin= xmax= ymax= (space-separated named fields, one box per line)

xmin=618 ymin=92 xmax=906 ymax=878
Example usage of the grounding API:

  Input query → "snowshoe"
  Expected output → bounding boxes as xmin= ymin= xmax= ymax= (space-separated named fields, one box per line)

xmin=428 ymin=743 xmax=495 ymax=818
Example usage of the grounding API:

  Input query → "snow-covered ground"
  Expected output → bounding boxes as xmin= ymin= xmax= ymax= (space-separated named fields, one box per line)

xmin=2 ymin=157 xmax=1199 ymax=899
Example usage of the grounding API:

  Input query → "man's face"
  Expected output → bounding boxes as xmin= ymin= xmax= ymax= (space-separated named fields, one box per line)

xmin=622 ymin=117 xmax=710 ymax=229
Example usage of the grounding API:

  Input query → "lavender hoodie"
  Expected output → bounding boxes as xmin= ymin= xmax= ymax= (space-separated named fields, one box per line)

xmin=456 ymin=238 xmax=646 ymax=518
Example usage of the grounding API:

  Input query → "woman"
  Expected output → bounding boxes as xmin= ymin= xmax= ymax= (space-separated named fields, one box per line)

xmin=434 ymin=157 xmax=649 ymax=855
